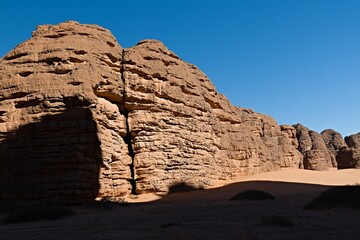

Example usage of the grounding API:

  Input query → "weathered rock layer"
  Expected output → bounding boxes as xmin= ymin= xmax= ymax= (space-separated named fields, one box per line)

xmin=123 ymin=40 xmax=302 ymax=193
xmin=0 ymin=22 xmax=357 ymax=203
xmin=0 ymin=22 xmax=131 ymax=203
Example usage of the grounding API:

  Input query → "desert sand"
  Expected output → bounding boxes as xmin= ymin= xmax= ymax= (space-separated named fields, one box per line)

xmin=1 ymin=168 xmax=360 ymax=240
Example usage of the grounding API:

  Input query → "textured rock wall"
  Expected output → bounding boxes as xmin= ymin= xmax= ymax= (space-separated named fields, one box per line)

xmin=319 ymin=130 xmax=360 ymax=169
xmin=123 ymin=40 xmax=302 ymax=193
xmin=293 ymin=124 xmax=336 ymax=170
xmin=321 ymin=129 xmax=347 ymax=156
xmin=345 ymin=133 xmax=360 ymax=149
xmin=0 ymin=21 xmax=339 ymax=203
xmin=0 ymin=22 xmax=131 ymax=203
xmin=337 ymin=132 xmax=360 ymax=169
xmin=336 ymin=148 xmax=360 ymax=169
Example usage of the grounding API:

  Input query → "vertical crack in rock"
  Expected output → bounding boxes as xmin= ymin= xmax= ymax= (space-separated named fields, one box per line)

xmin=121 ymin=49 xmax=137 ymax=194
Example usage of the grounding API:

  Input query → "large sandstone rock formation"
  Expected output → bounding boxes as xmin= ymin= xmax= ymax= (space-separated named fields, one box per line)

xmin=123 ymin=40 xmax=302 ymax=193
xmin=292 ymin=124 xmax=336 ymax=170
xmin=0 ymin=21 xmax=344 ymax=204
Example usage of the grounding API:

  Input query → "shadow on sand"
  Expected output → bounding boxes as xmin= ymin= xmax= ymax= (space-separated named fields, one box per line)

xmin=154 ymin=180 xmax=334 ymax=203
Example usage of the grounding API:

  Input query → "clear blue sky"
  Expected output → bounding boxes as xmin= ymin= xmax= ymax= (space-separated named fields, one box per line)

xmin=1 ymin=0 xmax=359 ymax=136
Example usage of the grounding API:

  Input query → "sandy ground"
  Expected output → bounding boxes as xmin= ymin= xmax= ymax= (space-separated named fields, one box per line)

xmin=1 ymin=168 xmax=360 ymax=240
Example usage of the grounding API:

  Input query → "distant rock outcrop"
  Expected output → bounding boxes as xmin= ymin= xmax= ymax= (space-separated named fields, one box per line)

xmin=336 ymin=148 xmax=360 ymax=169
xmin=321 ymin=129 xmax=347 ymax=156
xmin=0 ymin=21 xmax=357 ymax=204
xmin=345 ymin=133 xmax=360 ymax=149
xmin=293 ymin=124 xmax=336 ymax=170
xmin=336 ymin=133 xmax=360 ymax=169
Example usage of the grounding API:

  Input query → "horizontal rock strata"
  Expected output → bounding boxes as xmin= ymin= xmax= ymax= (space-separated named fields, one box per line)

xmin=0 ymin=22 xmax=131 ymax=203
xmin=123 ymin=40 xmax=302 ymax=193
xmin=0 ymin=21 xmax=358 ymax=203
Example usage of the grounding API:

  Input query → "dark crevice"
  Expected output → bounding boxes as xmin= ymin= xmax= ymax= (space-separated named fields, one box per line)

xmin=69 ymin=57 xmax=85 ymax=63
xmin=39 ymin=57 xmax=63 ymax=65
xmin=0 ymin=92 xmax=30 ymax=101
xmin=121 ymin=49 xmax=137 ymax=195
xmin=49 ymin=69 xmax=72 ymax=75
xmin=105 ymin=53 xmax=120 ymax=63
xmin=67 ymin=81 xmax=83 ymax=86
xmin=78 ymin=32 xmax=91 ymax=36
xmin=44 ymin=33 xmax=67 ymax=38
xmin=107 ymin=41 xmax=115 ymax=47
xmin=15 ymin=99 xmax=43 ymax=109
xmin=74 ymin=50 xmax=87 ymax=55
xmin=18 ymin=71 xmax=33 ymax=77
xmin=4 ymin=52 xmax=29 ymax=61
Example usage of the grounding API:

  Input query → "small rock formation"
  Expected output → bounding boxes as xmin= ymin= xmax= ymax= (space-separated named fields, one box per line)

xmin=336 ymin=133 xmax=360 ymax=169
xmin=293 ymin=124 xmax=335 ymax=170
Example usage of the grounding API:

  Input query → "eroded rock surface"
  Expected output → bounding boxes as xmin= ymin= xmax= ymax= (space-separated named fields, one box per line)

xmin=0 ymin=21 xmax=340 ymax=203
xmin=337 ymin=148 xmax=360 ymax=169
xmin=321 ymin=129 xmax=347 ymax=156
xmin=336 ymin=132 xmax=360 ymax=169
xmin=123 ymin=40 xmax=302 ymax=193
xmin=0 ymin=21 xmax=131 ymax=203
xmin=293 ymin=124 xmax=335 ymax=170
xmin=345 ymin=133 xmax=360 ymax=149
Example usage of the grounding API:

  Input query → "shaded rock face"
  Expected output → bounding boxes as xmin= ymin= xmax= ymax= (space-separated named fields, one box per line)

xmin=0 ymin=21 xmax=303 ymax=203
xmin=336 ymin=133 xmax=360 ymax=169
xmin=293 ymin=124 xmax=335 ymax=170
xmin=0 ymin=102 xmax=101 ymax=204
xmin=336 ymin=148 xmax=360 ymax=169
xmin=321 ymin=129 xmax=347 ymax=156
xmin=345 ymin=133 xmax=360 ymax=149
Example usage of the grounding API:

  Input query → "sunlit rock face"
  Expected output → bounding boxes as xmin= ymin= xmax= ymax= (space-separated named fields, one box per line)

xmin=0 ymin=21 xmax=306 ymax=203
xmin=123 ymin=39 xmax=302 ymax=193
